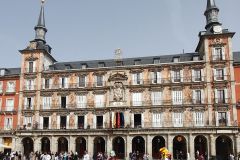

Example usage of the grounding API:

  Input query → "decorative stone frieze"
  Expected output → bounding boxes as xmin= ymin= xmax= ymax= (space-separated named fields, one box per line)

xmin=40 ymin=92 xmax=54 ymax=97
xmin=24 ymin=74 xmax=37 ymax=79
xmin=23 ymin=92 xmax=36 ymax=97
xmin=57 ymin=91 xmax=71 ymax=96
xmin=108 ymin=72 xmax=128 ymax=81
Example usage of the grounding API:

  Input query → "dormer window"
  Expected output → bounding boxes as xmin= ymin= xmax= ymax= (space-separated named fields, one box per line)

xmin=193 ymin=56 xmax=200 ymax=61
xmin=134 ymin=60 xmax=141 ymax=65
xmin=65 ymin=65 xmax=71 ymax=70
xmin=81 ymin=64 xmax=87 ymax=69
xmin=0 ymin=69 xmax=5 ymax=76
xmin=98 ymin=62 xmax=105 ymax=68
xmin=173 ymin=57 xmax=180 ymax=63
xmin=153 ymin=58 xmax=160 ymax=64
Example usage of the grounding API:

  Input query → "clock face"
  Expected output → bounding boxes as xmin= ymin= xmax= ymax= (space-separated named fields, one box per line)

xmin=213 ymin=25 xmax=222 ymax=33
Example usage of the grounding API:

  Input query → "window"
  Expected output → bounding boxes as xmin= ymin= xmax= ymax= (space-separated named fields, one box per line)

xmin=215 ymin=89 xmax=226 ymax=103
xmin=152 ymin=113 xmax=162 ymax=127
xmin=78 ymin=116 xmax=85 ymax=129
xmin=81 ymin=64 xmax=87 ymax=69
xmin=60 ymin=116 xmax=67 ymax=129
xmin=24 ymin=117 xmax=32 ymax=128
xmin=4 ymin=117 xmax=13 ymax=130
xmin=61 ymin=96 xmax=67 ymax=108
xmin=0 ymin=69 xmax=5 ymax=76
xmin=95 ymin=94 xmax=105 ymax=107
xmin=96 ymin=116 xmax=103 ymax=129
xmin=65 ymin=65 xmax=71 ymax=70
xmin=28 ymin=61 xmax=34 ymax=73
xmin=193 ymin=70 xmax=202 ymax=82
xmin=43 ymin=97 xmax=51 ymax=109
xmin=173 ymin=112 xmax=183 ymax=127
xmin=218 ymin=112 xmax=227 ymax=126
xmin=134 ymin=114 xmax=142 ymax=128
xmin=44 ymin=79 xmax=50 ymax=89
xmin=77 ymin=95 xmax=87 ymax=108
xmin=173 ymin=57 xmax=180 ymax=63
xmin=98 ymin=62 xmax=105 ymax=68
xmin=151 ymin=91 xmax=162 ymax=105
xmin=6 ymin=99 xmax=14 ymax=111
xmin=213 ymin=47 xmax=224 ymax=61
xmin=43 ymin=117 xmax=49 ymax=129
xmin=96 ymin=75 xmax=103 ymax=86
xmin=194 ymin=112 xmax=204 ymax=126
xmin=132 ymin=92 xmax=142 ymax=106
xmin=79 ymin=76 xmax=86 ymax=87
xmin=193 ymin=90 xmax=202 ymax=104
xmin=153 ymin=58 xmax=160 ymax=64
xmin=134 ymin=60 xmax=141 ymax=65
xmin=193 ymin=56 xmax=199 ymax=61
xmin=0 ymin=98 xmax=2 ymax=110
xmin=132 ymin=73 xmax=142 ymax=85
xmin=26 ymin=79 xmax=34 ymax=90
xmin=0 ymin=81 xmax=3 ymax=93
xmin=151 ymin=72 xmax=161 ymax=84
xmin=172 ymin=90 xmax=183 ymax=105
xmin=60 ymin=77 xmax=68 ymax=88
xmin=172 ymin=70 xmax=182 ymax=83
xmin=6 ymin=81 xmax=15 ymax=92
xmin=25 ymin=97 xmax=33 ymax=109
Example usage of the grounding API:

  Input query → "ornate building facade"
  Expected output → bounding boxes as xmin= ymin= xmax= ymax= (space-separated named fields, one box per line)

xmin=0 ymin=0 xmax=239 ymax=160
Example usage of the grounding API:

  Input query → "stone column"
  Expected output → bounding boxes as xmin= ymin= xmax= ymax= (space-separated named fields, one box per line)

xmin=106 ymin=136 xmax=112 ymax=154
xmin=51 ymin=136 xmax=58 ymax=153
xmin=234 ymin=134 xmax=240 ymax=156
xmin=87 ymin=136 xmax=93 ymax=157
xmin=188 ymin=134 xmax=194 ymax=160
xmin=167 ymin=134 xmax=173 ymax=154
xmin=0 ymin=137 xmax=3 ymax=152
xmin=69 ymin=136 xmax=75 ymax=152
xmin=146 ymin=135 xmax=152 ymax=157
xmin=210 ymin=135 xmax=216 ymax=158
xmin=34 ymin=137 xmax=41 ymax=152
xmin=126 ymin=136 xmax=132 ymax=159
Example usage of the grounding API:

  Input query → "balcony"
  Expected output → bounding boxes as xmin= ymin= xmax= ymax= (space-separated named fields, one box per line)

xmin=23 ymin=85 xmax=36 ymax=91
xmin=214 ymin=98 xmax=230 ymax=105
xmin=213 ymin=75 xmax=229 ymax=81
xmin=23 ymin=105 xmax=34 ymax=110
xmin=24 ymin=68 xmax=38 ymax=74
xmin=5 ymin=87 xmax=16 ymax=93
xmin=212 ymin=55 xmax=225 ymax=62
xmin=0 ymin=106 xmax=17 ymax=114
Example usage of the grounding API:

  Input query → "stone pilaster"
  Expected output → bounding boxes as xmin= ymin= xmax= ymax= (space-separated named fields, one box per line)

xmin=87 ymin=136 xmax=93 ymax=157
xmin=51 ymin=136 xmax=58 ymax=153
xmin=167 ymin=134 xmax=173 ymax=154
xmin=234 ymin=134 xmax=240 ymax=156
xmin=106 ymin=136 xmax=112 ymax=154
xmin=146 ymin=135 xmax=152 ymax=157
xmin=210 ymin=135 xmax=216 ymax=158
xmin=126 ymin=136 xmax=132 ymax=159
xmin=188 ymin=134 xmax=194 ymax=160
xmin=34 ymin=137 xmax=41 ymax=152
xmin=69 ymin=136 xmax=75 ymax=152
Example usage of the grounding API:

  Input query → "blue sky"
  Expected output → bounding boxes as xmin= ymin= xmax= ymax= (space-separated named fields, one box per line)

xmin=0 ymin=0 xmax=239 ymax=67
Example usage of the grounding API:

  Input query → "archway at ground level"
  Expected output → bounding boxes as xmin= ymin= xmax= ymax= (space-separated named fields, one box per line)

xmin=216 ymin=135 xmax=233 ymax=160
xmin=76 ymin=137 xmax=86 ymax=158
xmin=41 ymin=137 xmax=50 ymax=153
xmin=58 ymin=137 xmax=68 ymax=153
xmin=152 ymin=136 xmax=165 ymax=159
xmin=112 ymin=136 xmax=125 ymax=159
xmin=173 ymin=135 xmax=187 ymax=160
xmin=22 ymin=137 xmax=34 ymax=156
xmin=194 ymin=135 xmax=208 ymax=160
xmin=132 ymin=136 xmax=145 ymax=158
xmin=93 ymin=137 xmax=105 ymax=158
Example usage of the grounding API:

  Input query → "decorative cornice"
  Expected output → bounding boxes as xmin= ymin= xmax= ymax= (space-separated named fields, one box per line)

xmin=129 ymin=69 xmax=143 ymax=73
xmin=148 ymin=67 xmax=163 ymax=72
xmin=93 ymin=90 xmax=107 ymax=95
xmin=149 ymin=108 xmax=165 ymax=113
xmin=74 ymin=111 xmax=88 ymax=116
xmin=75 ymin=72 xmax=88 ymax=76
xmin=23 ymin=92 xmax=36 ymax=97
xmin=25 ymin=55 xmax=38 ymax=61
xmin=149 ymin=87 xmax=163 ymax=92
xmin=24 ymin=74 xmax=37 ymax=79
xmin=214 ymin=106 xmax=229 ymax=112
xmin=57 ymin=73 xmax=72 ymax=77
xmin=169 ymin=108 xmax=185 ymax=112
xmin=92 ymin=110 xmax=107 ymax=115
xmin=130 ymin=109 xmax=145 ymax=114
xmin=40 ymin=92 xmax=54 ymax=97
xmin=92 ymin=71 xmax=107 ymax=76
xmin=42 ymin=73 xmax=54 ymax=79
xmin=75 ymin=91 xmax=88 ymax=95
xmin=57 ymin=91 xmax=71 ymax=96
xmin=56 ymin=112 xmax=70 ymax=116
xmin=39 ymin=112 xmax=52 ymax=116
xmin=129 ymin=88 xmax=145 ymax=93
xmin=108 ymin=72 xmax=128 ymax=81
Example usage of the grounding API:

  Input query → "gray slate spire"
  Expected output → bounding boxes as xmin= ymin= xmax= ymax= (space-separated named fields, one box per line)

xmin=204 ymin=0 xmax=221 ymax=30
xmin=34 ymin=0 xmax=47 ymax=43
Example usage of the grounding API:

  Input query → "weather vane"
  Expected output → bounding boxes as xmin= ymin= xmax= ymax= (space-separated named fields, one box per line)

xmin=41 ymin=0 xmax=45 ymax=4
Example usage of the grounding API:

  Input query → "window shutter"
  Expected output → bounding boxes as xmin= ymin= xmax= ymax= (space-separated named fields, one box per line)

xmin=193 ymin=112 xmax=196 ymax=126
xmin=213 ymin=69 xmax=216 ymax=81
xmin=227 ymin=112 xmax=231 ymax=126
xmin=49 ymin=79 xmax=52 ymax=89
xmin=75 ymin=116 xmax=78 ymax=129
xmin=131 ymin=114 xmax=134 ymax=128
xmin=212 ymin=48 xmax=216 ymax=60
xmin=224 ymin=88 xmax=228 ymax=103
xmin=201 ymin=69 xmax=204 ymax=81
xmin=201 ymin=90 xmax=205 ymax=104
xmin=215 ymin=112 xmax=219 ymax=126
xmin=93 ymin=115 xmax=96 ymax=129
xmin=66 ymin=96 xmax=68 ymax=108
xmin=49 ymin=116 xmax=51 ymax=129
xmin=132 ymin=74 xmax=136 ymax=85
xmin=222 ymin=47 xmax=225 ymax=60
xmin=150 ymin=72 xmax=154 ymax=84
xmin=84 ymin=115 xmax=87 ymax=129
xmin=103 ymin=115 xmax=105 ymax=128
xmin=192 ymin=70 xmax=195 ymax=82
xmin=59 ymin=77 xmax=62 ymax=88
xmin=152 ymin=114 xmax=156 ymax=127
xmin=215 ymin=89 xmax=218 ymax=103
xmin=39 ymin=117 xmax=43 ymax=129
xmin=171 ymin=71 xmax=174 ymax=82
xmin=57 ymin=116 xmax=60 ymax=129
xmin=141 ymin=113 xmax=144 ymax=128
xmin=42 ymin=79 xmax=45 ymax=89
xmin=223 ymin=68 xmax=227 ymax=80
xmin=180 ymin=70 xmax=184 ymax=82
xmin=140 ymin=73 xmax=143 ymax=84
xmin=33 ymin=62 xmax=36 ymax=72
xmin=157 ymin=72 xmax=161 ymax=83
xmin=65 ymin=78 xmax=68 ymax=88
xmin=24 ymin=98 xmax=27 ymax=109
xmin=66 ymin=115 xmax=69 ymax=129
xmin=192 ymin=90 xmax=196 ymax=104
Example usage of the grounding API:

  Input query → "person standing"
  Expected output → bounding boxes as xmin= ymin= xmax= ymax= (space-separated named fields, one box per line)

xmin=83 ymin=151 xmax=90 ymax=160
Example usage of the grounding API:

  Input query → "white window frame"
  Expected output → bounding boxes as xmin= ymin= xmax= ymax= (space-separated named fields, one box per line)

xmin=24 ymin=117 xmax=32 ymax=128
xmin=152 ymin=113 xmax=162 ymax=127
xmin=4 ymin=117 xmax=13 ymax=130
xmin=172 ymin=90 xmax=183 ymax=105
xmin=173 ymin=112 xmax=183 ymax=127
xmin=77 ymin=95 xmax=87 ymax=108
xmin=60 ymin=77 xmax=68 ymax=88
xmin=78 ymin=75 xmax=87 ymax=87
xmin=151 ymin=91 xmax=162 ymax=105
xmin=42 ymin=97 xmax=52 ymax=109
xmin=151 ymin=71 xmax=161 ymax=84
xmin=6 ymin=81 xmax=15 ymax=92
xmin=132 ymin=73 xmax=143 ymax=85
xmin=194 ymin=112 xmax=204 ymax=126
xmin=132 ymin=92 xmax=142 ymax=106
xmin=213 ymin=47 xmax=225 ymax=61
xmin=24 ymin=97 xmax=34 ymax=109
xmin=95 ymin=94 xmax=105 ymax=108
xmin=0 ymin=81 xmax=3 ymax=93
xmin=6 ymin=98 xmax=14 ymax=111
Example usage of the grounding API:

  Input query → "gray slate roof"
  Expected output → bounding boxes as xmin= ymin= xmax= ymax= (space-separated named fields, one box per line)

xmin=233 ymin=52 xmax=240 ymax=64
xmin=0 ymin=68 xmax=21 ymax=77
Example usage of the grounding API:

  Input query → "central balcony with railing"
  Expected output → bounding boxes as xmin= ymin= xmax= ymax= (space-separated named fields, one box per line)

xmin=0 ymin=106 xmax=17 ymax=114
xmin=24 ymin=68 xmax=38 ymax=74
xmin=5 ymin=87 xmax=16 ymax=93
xmin=23 ymin=85 xmax=36 ymax=91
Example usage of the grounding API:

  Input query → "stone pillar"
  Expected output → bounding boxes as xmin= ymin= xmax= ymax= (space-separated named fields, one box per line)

xmin=146 ymin=135 xmax=152 ymax=158
xmin=106 ymin=136 xmax=112 ymax=154
xmin=126 ymin=136 xmax=132 ymax=159
xmin=34 ymin=137 xmax=41 ymax=152
xmin=0 ymin=137 xmax=3 ymax=152
xmin=234 ymin=134 xmax=240 ymax=156
xmin=69 ymin=136 xmax=75 ymax=152
xmin=167 ymin=134 xmax=173 ymax=154
xmin=51 ymin=136 xmax=58 ymax=153
xmin=15 ymin=137 xmax=23 ymax=153
xmin=87 ymin=136 xmax=94 ymax=157
xmin=210 ymin=135 xmax=216 ymax=158
xmin=188 ymin=134 xmax=194 ymax=160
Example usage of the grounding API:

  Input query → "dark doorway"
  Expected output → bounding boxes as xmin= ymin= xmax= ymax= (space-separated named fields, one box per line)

xmin=173 ymin=135 xmax=187 ymax=159
xmin=61 ymin=96 xmax=66 ymax=108
xmin=113 ymin=137 xmax=125 ymax=159
xmin=76 ymin=137 xmax=86 ymax=158
xmin=78 ymin=116 xmax=84 ymax=129
xmin=152 ymin=136 xmax=165 ymax=159
xmin=58 ymin=137 xmax=68 ymax=153
xmin=60 ymin=116 xmax=66 ymax=129
xmin=22 ymin=137 xmax=34 ymax=156
xmin=134 ymin=114 xmax=142 ymax=128
xmin=41 ymin=137 xmax=50 ymax=153
xmin=93 ymin=137 xmax=105 ymax=157
xmin=132 ymin=136 xmax=145 ymax=158
xmin=216 ymin=136 xmax=233 ymax=160
xmin=194 ymin=135 xmax=208 ymax=159
xmin=96 ymin=116 xmax=103 ymax=129
xmin=43 ymin=117 xmax=49 ymax=129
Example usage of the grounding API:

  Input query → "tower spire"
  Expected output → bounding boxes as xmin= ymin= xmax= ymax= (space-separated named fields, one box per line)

xmin=204 ymin=0 xmax=222 ymax=32
xmin=34 ymin=0 xmax=47 ymax=43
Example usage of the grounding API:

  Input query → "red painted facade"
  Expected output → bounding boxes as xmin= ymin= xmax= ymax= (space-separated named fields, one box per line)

xmin=234 ymin=65 xmax=240 ymax=126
